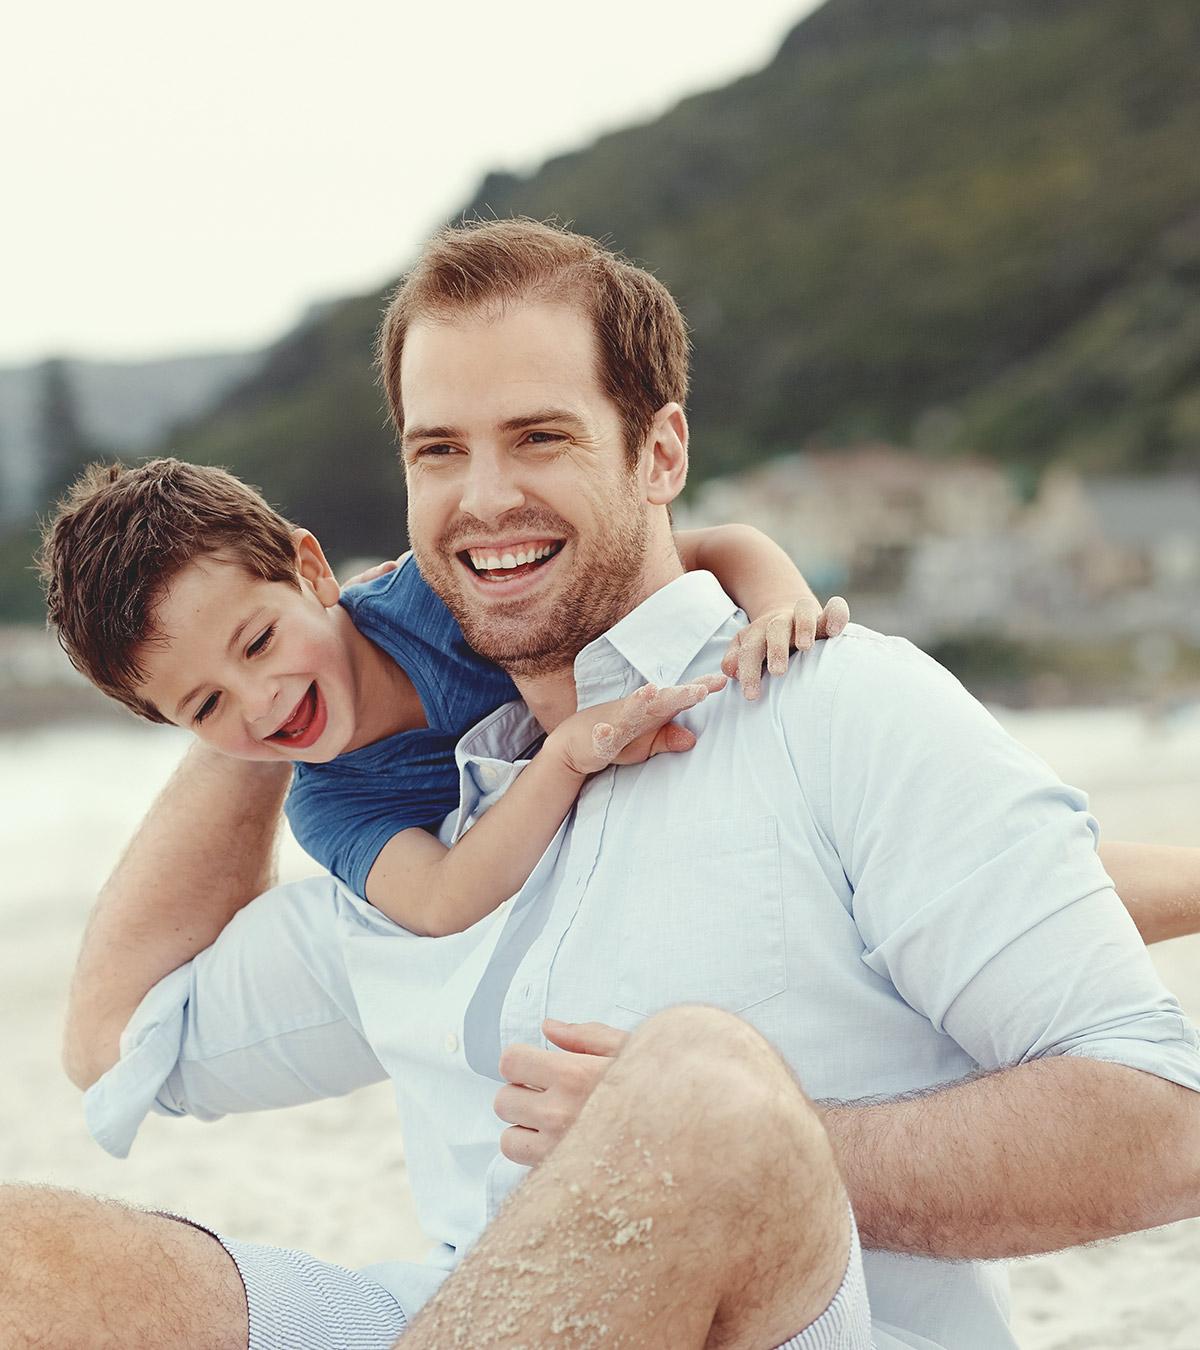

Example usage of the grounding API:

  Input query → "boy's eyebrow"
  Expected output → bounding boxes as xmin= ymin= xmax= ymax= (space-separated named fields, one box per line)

xmin=176 ymin=683 xmax=205 ymax=718
xmin=173 ymin=609 xmax=264 ymax=717
xmin=402 ymin=409 xmax=586 ymax=447
xmin=227 ymin=608 xmax=265 ymax=654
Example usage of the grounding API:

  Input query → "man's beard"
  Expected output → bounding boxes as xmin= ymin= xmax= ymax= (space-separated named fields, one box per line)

xmin=414 ymin=498 xmax=650 ymax=679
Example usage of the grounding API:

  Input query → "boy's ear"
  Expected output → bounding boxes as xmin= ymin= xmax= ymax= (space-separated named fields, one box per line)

xmin=292 ymin=529 xmax=341 ymax=607
xmin=642 ymin=403 xmax=688 ymax=506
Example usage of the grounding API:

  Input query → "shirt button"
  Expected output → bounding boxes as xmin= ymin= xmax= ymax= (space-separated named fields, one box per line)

xmin=443 ymin=1031 xmax=459 ymax=1054
xmin=479 ymin=764 xmax=499 ymax=787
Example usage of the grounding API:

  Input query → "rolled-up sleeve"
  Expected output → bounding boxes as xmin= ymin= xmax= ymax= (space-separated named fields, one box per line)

xmin=85 ymin=875 xmax=388 ymax=1159
xmin=826 ymin=632 xmax=1200 ymax=1091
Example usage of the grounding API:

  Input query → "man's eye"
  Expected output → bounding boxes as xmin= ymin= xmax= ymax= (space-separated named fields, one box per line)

xmin=525 ymin=431 xmax=564 ymax=446
xmin=194 ymin=694 xmax=219 ymax=725
xmin=247 ymin=624 xmax=275 ymax=657
xmin=418 ymin=444 xmax=457 ymax=457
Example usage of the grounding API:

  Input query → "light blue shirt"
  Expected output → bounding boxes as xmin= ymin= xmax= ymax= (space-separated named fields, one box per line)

xmin=86 ymin=573 xmax=1200 ymax=1347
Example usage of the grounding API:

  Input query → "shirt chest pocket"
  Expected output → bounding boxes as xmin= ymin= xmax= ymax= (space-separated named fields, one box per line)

xmin=613 ymin=814 xmax=788 ymax=1017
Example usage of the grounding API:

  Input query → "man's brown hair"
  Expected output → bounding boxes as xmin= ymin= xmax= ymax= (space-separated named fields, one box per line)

xmin=38 ymin=457 xmax=298 ymax=723
xmin=376 ymin=218 xmax=691 ymax=463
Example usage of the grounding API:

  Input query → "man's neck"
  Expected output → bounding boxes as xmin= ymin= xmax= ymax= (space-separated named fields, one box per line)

xmin=515 ymin=543 xmax=685 ymax=732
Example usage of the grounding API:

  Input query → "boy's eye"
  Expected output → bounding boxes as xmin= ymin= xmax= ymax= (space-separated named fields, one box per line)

xmin=247 ymin=624 xmax=275 ymax=657
xmin=194 ymin=693 xmax=219 ymax=725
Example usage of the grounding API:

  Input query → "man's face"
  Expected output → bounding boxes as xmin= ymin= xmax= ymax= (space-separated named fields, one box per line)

xmin=135 ymin=552 xmax=360 ymax=763
xmin=400 ymin=299 xmax=653 ymax=677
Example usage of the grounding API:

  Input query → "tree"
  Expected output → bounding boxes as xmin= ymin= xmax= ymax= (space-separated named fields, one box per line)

xmin=37 ymin=357 xmax=94 ymax=498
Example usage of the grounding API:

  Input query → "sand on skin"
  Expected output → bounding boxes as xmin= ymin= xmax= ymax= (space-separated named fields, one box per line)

xmin=2 ymin=709 xmax=1199 ymax=1346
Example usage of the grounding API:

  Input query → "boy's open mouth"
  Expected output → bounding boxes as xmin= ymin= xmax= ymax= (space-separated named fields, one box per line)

xmin=268 ymin=682 xmax=324 ymax=748
xmin=459 ymin=539 xmax=565 ymax=583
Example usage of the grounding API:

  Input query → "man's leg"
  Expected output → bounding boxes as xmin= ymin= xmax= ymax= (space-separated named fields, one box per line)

xmin=0 ymin=1186 xmax=247 ymax=1349
xmin=405 ymin=1005 xmax=861 ymax=1350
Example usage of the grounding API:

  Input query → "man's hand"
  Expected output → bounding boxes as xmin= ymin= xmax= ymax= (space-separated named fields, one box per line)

xmin=721 ymin=595 xmax=850 ymax=700
xmin=494 ymin=1019 xmax=627 ymax=1167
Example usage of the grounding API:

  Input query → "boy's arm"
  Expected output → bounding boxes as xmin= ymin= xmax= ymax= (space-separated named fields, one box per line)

xmin=365 ymin=677 xmax=724 ymax=937
xmin=1100 ymin=841 xmax=1200 ymax=944
xmin=63 ymin=744 xmax=291 ymax=1089
xmin=675 ymin=525 xmax=848 ymax=698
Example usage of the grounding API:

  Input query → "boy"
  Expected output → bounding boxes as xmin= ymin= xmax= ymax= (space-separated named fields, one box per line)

xmin=40 ymin=457 xmax=846 ymax=936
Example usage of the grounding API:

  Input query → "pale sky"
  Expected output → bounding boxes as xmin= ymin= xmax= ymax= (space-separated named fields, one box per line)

xmin=2 ymin=1 xmax=822 ymax=365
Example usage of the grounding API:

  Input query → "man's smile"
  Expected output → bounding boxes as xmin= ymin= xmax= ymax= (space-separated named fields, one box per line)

xmin=457 ymin=538 xmax=566 ymax=592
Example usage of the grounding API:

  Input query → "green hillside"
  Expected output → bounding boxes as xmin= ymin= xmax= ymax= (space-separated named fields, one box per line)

xmin=8 ymin=0 xmax=1200 ymax=618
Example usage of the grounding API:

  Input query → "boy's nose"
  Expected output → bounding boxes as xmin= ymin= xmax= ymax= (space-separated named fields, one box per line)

xmin=239 ymin=676 xmax=282 ymax=732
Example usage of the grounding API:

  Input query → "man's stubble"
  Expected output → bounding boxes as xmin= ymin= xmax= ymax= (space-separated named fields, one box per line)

xmin=412 ymin=485 xmax=651 ymax=681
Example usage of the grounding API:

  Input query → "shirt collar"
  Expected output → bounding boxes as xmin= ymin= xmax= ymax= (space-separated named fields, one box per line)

xmin=456 ymin=570 xmax=739 ymax=767
xmin=575 ymin=570 xmax=739 ymax=691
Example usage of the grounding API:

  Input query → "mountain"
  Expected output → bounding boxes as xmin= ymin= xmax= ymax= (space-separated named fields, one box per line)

xmin=6 ymin=0 xmax=1200 ymax=620
xmin=0 ymin=351 xmax=261 ymax=619
xmin=0 ymin=351 xmax=260 ymax=520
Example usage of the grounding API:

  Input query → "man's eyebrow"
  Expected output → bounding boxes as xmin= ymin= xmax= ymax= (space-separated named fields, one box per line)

xmin=402 ymin=423 xmax=461 ymax=448
xmin=173 ymin=608 xmax=264 ymax=718
xmin=499 ymin=409 xmax=586 ymax=434
xmin=402 ymin=409 xmax=587 ymax=447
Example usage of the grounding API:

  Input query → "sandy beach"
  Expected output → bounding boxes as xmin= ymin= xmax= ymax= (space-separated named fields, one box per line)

xmin=2 ymin=707 xmax=1198 ymax=1345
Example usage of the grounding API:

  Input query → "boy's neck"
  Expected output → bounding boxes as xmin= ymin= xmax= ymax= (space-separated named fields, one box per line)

xmin=333 ymin=604 xmax=427 ymax=751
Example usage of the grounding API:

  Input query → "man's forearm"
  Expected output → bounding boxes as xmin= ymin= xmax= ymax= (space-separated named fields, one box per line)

xmin=823 ymin=1057 xmax=1200 ymax=1259
xmin=1101 ymin=841 xmax=1200 ymax=944
xmin=63 ymin=745 xmax=291 ymax=1090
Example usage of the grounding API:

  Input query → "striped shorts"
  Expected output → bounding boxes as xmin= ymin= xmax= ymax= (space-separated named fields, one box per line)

xmin=172 ymin=1208 xmax=870 ymax=1350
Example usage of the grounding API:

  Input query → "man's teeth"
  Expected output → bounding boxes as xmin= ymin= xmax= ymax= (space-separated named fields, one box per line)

xmin=467 ymin=543 xmax=558 ymax=572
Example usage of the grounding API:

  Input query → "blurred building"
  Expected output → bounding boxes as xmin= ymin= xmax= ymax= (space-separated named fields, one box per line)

xmin=679 ymin=449 xmax=1200 ymax=652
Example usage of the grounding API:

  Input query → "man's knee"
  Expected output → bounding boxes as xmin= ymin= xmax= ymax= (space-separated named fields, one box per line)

xmin=0 ymin=1184 xmax=90 ymax=1282
xmin=621 ymin=1006 xmax=832 ymax=1170
xmin=0 ymin=1184 xmax=247 ymax=1350
xmin=626 ymin=1005 xmax=806 ymax=1102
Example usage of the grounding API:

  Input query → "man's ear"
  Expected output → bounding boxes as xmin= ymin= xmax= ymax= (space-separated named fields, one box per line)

xmin=293 ymin=529 xmax=341 ymax=608
xmin=642 ymin=404 xmax=688 ymax=506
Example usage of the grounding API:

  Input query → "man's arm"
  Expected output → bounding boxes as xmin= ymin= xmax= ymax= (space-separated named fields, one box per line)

xmin=498 ymin=638 xmax=1200 ymax=1257
xmin=498 ymin=1024 xmax=1200 ymax=1258
xmin=824 ymin=1057 xmax=1200 ymax=1258
xmin=1099 ymin=841 xmax=1200 ymax=945
xmin=63 ymin=744 xmax=291 ymax=1090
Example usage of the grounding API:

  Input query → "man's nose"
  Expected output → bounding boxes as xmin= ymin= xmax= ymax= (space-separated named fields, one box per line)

xmin=458 ymin=451 xmax=525 ymax=523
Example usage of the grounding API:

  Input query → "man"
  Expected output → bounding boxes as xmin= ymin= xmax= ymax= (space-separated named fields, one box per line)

xmin=5 ymin=219 xmax=1200 ymax=1349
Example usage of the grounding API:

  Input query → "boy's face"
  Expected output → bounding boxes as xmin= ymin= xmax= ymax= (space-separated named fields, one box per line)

xmin=135 ymin=537 xmax=360 ymax=763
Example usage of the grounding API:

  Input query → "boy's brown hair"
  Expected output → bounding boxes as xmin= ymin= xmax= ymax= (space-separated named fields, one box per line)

xmin=39 ymin=457 xmax=298 ymax=723
xmin=376 ymin=217 xmax=691 ymax=464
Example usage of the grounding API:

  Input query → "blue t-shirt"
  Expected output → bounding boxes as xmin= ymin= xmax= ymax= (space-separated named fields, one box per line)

xmin=284 ymin=556 xmax=518 ymax=896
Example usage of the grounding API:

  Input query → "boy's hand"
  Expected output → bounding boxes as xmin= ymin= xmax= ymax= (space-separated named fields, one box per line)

xmin=721 ymin=595 xmax=850 ymax=700
xmin=550 ymin=674 xmax=727 ymax=777
xmin=341 ymin=558 xmax=401 ymax=588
